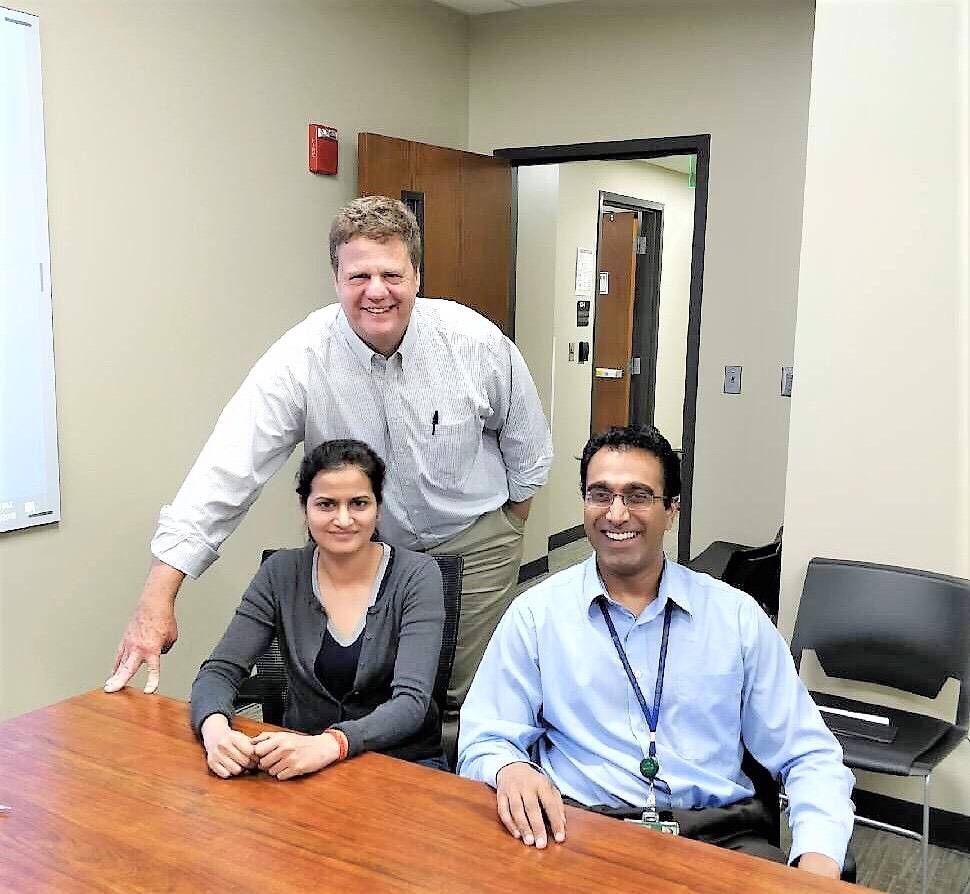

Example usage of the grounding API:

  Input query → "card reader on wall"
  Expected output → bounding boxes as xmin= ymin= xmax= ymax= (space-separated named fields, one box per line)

xmin=578 ymin=341 xmax=590 ymax=363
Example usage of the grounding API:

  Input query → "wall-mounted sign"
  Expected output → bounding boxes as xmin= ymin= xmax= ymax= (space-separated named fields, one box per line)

xmin=575 ymin=247 xmax=595 ymax=297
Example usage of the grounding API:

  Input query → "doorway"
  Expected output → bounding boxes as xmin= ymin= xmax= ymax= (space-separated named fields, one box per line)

xmin=591 ymin=192 xmax=664 ymax=434
xmin=357 ymin=131 xmax=710 ymax=567
xmin=498 ymin=136 xmax=710 ymax=564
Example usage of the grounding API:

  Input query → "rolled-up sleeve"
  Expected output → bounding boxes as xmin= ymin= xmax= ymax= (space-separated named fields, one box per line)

xmin=457 ymin=597 xmax=547 ymax=788
xmin=151 ymin=334 xmax=309 ymax=578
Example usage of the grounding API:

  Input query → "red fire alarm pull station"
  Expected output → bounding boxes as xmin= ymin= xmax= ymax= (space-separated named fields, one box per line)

xmin=309 ymin=124 xmax=338 ymax=175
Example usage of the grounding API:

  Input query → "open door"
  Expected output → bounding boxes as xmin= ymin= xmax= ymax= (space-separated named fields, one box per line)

xmin=358 ymin=133 xmax=513 ymax=335
xmin=590 ymin=211 xmax=638 ymax=433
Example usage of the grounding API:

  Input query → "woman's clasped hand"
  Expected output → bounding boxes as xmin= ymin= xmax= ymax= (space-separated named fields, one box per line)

xmin=200 ymin=714 xmax=344 ymax=781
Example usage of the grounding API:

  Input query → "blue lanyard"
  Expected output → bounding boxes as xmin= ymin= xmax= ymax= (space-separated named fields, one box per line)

xmin=596 ymin=595 xmax=674 ymax=761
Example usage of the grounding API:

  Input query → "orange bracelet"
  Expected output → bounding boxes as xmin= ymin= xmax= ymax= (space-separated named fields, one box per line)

xmin=323 ymin=728 xmax=349 ymax=761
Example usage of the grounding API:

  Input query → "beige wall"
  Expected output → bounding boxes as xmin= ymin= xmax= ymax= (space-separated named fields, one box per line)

xmin=0 ymin=0 xmax=469 ymax=720
xmin=782 ymin=0 xmax=969 ymax=815
xmin=512 ymin=164 xmax=559 ymax=565
xmin=515 ymin=160 xmax=693 ymax=562
xmin=471 ymin=0 xmax=815 ymax=558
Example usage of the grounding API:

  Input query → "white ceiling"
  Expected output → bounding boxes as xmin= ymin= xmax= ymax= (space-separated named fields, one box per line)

xmin=433 ymin=0 xmax=581 ymax=15
xmin=643 ymin=155 xmax=693 ymax=175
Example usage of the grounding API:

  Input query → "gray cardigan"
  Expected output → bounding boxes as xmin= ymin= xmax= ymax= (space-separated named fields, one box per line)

xmin=190 ymin=544 xmax=445 ymax=760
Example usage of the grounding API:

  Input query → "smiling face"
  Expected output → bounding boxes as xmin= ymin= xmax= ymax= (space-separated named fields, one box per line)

xmin=582 ymin=446 xmax=677 ymax=581
xmin=304 ymin=464 xmax=380 ymax=558
xmin=334 ymin=235 xmax=419 ymax=357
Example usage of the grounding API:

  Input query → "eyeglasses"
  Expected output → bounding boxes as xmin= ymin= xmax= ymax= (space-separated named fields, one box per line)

xmin=583 ymin=487 xmax=671 ymax=510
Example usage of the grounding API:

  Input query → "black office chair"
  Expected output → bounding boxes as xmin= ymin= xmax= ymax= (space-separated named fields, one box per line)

xmin=235 ymin=550 xmax=463 ymax=746
xmin=723 ymin=540 xmax=782 ymax=622
xmin=688 ymin=530 xmax=783 ymax=623
xmin=687 ymin=538 xmax=750 ymax=579
xmin=790 ymin=557 xmax=970 ymax=894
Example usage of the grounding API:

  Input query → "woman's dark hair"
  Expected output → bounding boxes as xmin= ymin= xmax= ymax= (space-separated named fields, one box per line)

xmin=579 ymin=425 xmax=681 ymax=508
xmin=296 ymin=440 xmax=385 ymax=506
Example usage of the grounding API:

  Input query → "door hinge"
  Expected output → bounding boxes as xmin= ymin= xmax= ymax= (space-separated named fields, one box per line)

xmin=636 ymin=236 xmax=647 ymax=255
xmin=629 ymin=357 xmax=641 ymax=375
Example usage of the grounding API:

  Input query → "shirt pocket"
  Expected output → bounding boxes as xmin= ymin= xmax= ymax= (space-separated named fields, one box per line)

xmin=670 ymin=671 xmax=743 ymax=763
xmin=423 ymin=418 xmax=479 ymax=488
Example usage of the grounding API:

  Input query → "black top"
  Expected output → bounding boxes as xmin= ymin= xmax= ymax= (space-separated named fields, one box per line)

xmin=315 ymin=629 xmax=364 ymax=701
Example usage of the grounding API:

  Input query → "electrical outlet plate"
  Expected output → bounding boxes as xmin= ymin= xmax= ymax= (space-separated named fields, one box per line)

xmin=724 ymin=365 xmax=742 ymax=394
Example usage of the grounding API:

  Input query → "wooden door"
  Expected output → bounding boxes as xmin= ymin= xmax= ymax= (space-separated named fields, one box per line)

xmin=591 ymin=211 xmax=638 ymax=434
xmin=357 ymin=133 xmax=513 ymax=334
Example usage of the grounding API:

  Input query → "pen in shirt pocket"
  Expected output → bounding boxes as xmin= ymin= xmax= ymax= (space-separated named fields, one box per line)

xmin=431 ymin=410 xmax=439 ymax=436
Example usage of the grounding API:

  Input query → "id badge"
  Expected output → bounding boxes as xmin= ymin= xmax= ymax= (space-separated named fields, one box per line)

xmin=624 ymin=808 xmax=681 ymax=836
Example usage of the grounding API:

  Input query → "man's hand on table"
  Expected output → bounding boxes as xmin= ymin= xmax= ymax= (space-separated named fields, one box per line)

xmin=796 ymin=852 xmax=841 ymax=879
xmin=495 ymin=762 xmax=566 ymax=848
xmin=105 ymin=560 xmax=184 ymax=694
xmin=252 ymin=731 xmax=341 ymax=780
xmin=201 ymin=714 xmax=258 ymax=778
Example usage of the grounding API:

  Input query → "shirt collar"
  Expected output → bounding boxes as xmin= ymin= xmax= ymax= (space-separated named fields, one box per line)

xmin=336 ymin=301 xmax=421 ymax=372
xmin=396 ymin=299 xmax=421 ymax=365
xmin=581 ymin=553 xmax=694 ymax=620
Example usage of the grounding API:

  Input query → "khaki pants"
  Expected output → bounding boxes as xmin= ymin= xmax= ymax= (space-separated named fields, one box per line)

xmin=429 ymin=505 xmax=525 ymax=753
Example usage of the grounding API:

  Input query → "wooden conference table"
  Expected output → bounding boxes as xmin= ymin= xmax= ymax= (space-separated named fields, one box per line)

xmin=0 ymin=691 xmax=860 ymax=893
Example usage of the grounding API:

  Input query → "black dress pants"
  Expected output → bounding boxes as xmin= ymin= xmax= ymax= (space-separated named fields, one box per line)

xmin=563 ymin=796 xmax=788 ymax=865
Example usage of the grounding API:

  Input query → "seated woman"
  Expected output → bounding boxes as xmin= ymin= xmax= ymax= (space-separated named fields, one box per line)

xmin=190 ymin=439 xmax=445 ymax=780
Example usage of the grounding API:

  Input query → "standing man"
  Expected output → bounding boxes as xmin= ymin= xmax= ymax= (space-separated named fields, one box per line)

xmin=458 ymin=425 xmax=853 ymax=879
xmin=106 ymin=196 xmax=552 ymax=744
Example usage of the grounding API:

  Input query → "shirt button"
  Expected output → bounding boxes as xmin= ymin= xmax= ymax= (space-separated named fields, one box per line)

xmin=634 ymin=671 xmax=643 ymax=679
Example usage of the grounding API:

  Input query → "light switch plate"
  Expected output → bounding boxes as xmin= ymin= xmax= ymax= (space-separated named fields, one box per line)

xmin=724 ymin=365 xmax=742 ymax=394
xmin=781 ymin=366 xmax=793 ymax=397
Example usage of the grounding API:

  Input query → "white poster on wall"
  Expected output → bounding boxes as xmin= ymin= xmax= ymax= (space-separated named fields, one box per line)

xmin=574 ymin=247 xmax=594 ymax=297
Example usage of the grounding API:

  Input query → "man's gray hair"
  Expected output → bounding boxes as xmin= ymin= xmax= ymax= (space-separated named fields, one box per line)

xmin=329 ymin=195 xmax=422 ymax=274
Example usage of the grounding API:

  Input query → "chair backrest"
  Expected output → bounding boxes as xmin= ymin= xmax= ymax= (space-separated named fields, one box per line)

xmin=791 ymin=557 xmax=970 ymax=727
xmin=428 ymin=554 xmax=463 ymax=719
xmin=237 ymin=549 xmax=462 ymax=727
xmin=723 ymin=541 xmax=781 ymax=619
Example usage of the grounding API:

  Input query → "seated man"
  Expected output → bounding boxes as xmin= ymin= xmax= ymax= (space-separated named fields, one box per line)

xmin=457 ymin=425 xmax=854 ymax=880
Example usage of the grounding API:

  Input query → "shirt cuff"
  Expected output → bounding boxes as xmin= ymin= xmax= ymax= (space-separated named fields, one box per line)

xmin=151 ymin=525 xmax=219 ymax=579
xmin=476 ymin=753 xmax=542 ymax=789
xmin=506 ymin=480 xmax=541 ymax=504
xmin=789 ymin=819 xmax=849 ymax=870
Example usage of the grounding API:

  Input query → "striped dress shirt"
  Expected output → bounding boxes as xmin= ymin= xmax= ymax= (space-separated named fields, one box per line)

xmin=151 ymin=298 xmax=553 ymax=578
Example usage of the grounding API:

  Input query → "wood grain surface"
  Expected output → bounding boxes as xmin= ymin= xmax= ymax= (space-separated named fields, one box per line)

xmin=0 ymin=691 xmax=861 ymax=893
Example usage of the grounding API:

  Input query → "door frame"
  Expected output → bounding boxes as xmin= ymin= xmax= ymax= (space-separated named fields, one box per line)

xmin=494 ymin=135 xmax=710 ymax=564
xmin=596 ymin=191 xmax=664 ymax=432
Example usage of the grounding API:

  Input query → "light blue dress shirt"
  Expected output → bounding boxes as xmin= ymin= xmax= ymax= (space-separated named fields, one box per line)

xmin=457 ymin=556 xmax=855 ymax=868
